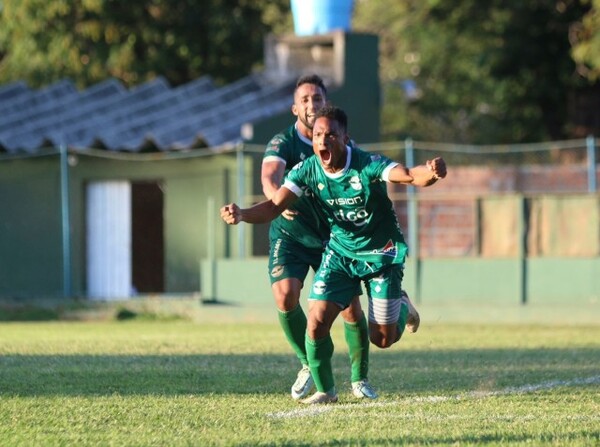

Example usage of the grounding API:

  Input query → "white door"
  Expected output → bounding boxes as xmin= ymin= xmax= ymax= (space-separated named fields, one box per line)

xmin=86 ymin=181 xmax=132 ymax=300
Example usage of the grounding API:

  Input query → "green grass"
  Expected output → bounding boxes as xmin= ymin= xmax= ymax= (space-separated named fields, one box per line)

xmin=0 ymin=321 xmax=598 ymax=446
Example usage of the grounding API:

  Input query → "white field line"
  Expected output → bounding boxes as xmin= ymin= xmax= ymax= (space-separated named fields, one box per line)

xmin=266 ymin=375 xmax=600 ymax=420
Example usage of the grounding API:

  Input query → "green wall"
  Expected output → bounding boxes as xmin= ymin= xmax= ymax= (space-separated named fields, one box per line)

xmin=200 ymin=257 xmax=600 ymax=306
xmin=2 ymin=150 xmax=599 ymax=304
xmin=333 ymin=33 xmax=380 ymax=144
xmin=69 ymin=151 xmax=246 ymax=295
xmin=0 ymin=150 xmax=246 ymax=298
xmin=526 ymin=258 xmax=600 ymax=304
xmin=0 ymin=156 xmax=64 ymax=296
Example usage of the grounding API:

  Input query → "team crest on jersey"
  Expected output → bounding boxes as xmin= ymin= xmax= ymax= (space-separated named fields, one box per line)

xmin=313 ymin=280 xmax=327 ymax=295
xmin=300 ymin=152 xmax=306 ymax=160
xmin=271 ymin=265 xmax=284 ymax=278
xmin=370 ymin=154 xmax=382 ymax=162
xmin=318 ymin=183 xmax=325 ymax=190
xmin=349 ymin=176 xmax=362 ymax=190
xmin=267 ymin=137 xmax=283 ymax=153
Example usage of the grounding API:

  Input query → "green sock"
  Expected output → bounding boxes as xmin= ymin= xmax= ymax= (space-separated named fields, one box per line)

xmin=396 ymin=300 xmax=409 ymax=341
xmin=305 ymin=334 xmax=335 ymax=393
xmin=344 ymin=315 xmax=369 ymax=382
xmin=278 ymin=305 xmax=308 ymax=365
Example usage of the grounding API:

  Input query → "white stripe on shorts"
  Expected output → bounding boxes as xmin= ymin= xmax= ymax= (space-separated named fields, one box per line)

xmin=368 ymin=296 xmax=402 ymax=325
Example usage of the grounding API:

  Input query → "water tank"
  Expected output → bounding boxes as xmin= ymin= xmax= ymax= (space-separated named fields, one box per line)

xmin=291 ymin=0 xmax=353 ymax=36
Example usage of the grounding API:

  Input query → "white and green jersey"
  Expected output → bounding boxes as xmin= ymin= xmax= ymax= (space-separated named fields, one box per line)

xmin=263 ymin=124 xmax=330 ymax=250
xmin=284 ymin=146 xmax=408 ymax=265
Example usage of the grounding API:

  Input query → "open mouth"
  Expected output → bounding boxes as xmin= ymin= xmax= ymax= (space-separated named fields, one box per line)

xmin=319 ymin=149 xmax=332 ymax=164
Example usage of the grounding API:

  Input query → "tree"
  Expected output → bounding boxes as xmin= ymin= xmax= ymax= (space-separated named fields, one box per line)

xmin=1 ymin=0 xmax=595 ymax=142
xmin=571 ymin=0 xmax=600 ymax=81
xmin=0 ymin=0 xmax=291 ymax=88
xmin=353 ymin=0 xmax=595 ymax=143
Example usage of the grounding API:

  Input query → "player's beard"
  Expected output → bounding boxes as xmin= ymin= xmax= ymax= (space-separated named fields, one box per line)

xmin=299 ymin=110 xmax=315 ymax=130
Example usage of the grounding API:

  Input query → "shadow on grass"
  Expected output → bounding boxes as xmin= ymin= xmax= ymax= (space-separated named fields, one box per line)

xmin=0 ymin=306 xmax=61 ymax=321
xmin=316 ymin=430 xmax=600 ymax=447
xmin=0 ymin=302 xmax=190 ymax=322
xmin=0 ymin=347 xmax=598 ymax=397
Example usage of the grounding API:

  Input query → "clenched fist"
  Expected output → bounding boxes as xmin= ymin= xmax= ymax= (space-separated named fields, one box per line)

xmin=220 ymin=203 xmax=242 ymax=225
xmin=426 ymin=157 xmax=447 ymax=180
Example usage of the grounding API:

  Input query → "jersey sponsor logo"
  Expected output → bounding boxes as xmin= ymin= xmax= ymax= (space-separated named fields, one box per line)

xmin=382 ymin=240 xmax=396 ymax=255
xmin=349 ymin=176 xmax=362 ymax=191
xmin=332 ymin=207 xmax=369 ymax=226
xmin=326 ymin=197 xmax=363 ymax=205
xmin=313 ymin=280 xmax=327 ymax=295
xmin=271 ymin=265 xmax=284 ymax=278
xmin=357 ymin=240 xmax=398 ymax=257
xmin=272 ymin=238 xmax=282 ymax=262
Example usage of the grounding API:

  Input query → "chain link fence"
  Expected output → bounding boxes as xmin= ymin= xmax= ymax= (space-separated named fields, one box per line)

xmin=239 ymin=136 xmax=599 ymax=259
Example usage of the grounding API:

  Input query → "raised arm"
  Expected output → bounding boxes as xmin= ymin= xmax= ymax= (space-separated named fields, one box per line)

xmin=262 ymin=159 xmax=299 ymax=221
xmin=261 ymin=160 xmax=285 ymax=200
xmin=387 ymin=157 xmax=447 ymax=187
xmin=220 ymin=186 xmax=298 ymax=225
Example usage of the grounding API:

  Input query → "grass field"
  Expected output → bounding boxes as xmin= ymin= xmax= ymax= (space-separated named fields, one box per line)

xmin=0 ymin=315 xmax=599 ymax=446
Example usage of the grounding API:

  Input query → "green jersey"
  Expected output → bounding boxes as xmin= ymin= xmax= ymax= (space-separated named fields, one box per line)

xmin=263 ymin=124 xmax=330 ymax=250
xmin=284 ymin=146 xmax=408 ymax=265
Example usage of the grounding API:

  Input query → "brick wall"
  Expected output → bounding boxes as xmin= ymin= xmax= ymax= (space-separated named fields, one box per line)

xmin=390 ymin=163 xmax=599 ymax=257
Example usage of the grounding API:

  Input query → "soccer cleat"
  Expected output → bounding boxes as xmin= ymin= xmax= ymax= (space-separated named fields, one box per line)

xmin=291 ymin=365 xmax=314 ymax=400
xmin=352 ymin=379 xmax=378 ymax=399
xmin=401 ymin=290 xmax=421 ymax=333
xmin=300 ymin=389 xmax=338 ymax=405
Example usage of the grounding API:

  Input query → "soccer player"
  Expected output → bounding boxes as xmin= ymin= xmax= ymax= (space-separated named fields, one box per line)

xmin=221 ymin=105 xmax=447 ymax=404
xmin=262 ymin=75 xmax=375 ymax=400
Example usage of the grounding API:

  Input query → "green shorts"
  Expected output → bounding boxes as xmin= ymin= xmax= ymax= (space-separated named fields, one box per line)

xmin=267 ymin=237 xmax=323 ymax=285
xmin=309 ymin=248 xmax=403 ymax=308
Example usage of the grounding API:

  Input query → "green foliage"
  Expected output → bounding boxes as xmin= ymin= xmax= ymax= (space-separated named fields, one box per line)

xmin=354 ymin=0 xmax=595 ymax=143
xmin=0 ymin=1 xmax=595 ymax=143
xmin=115 ymin=306 xmax=186 ymax=322
xmin=571 ymin=0 xmax=600 ymax=81
xmin=0 ymin=305 xmax=59 ymax=321
xmin=115 ymin=307 xmax=138 ymax=321
xmin=0 ymin=321 xmax=598 ymax=445
xmin=0 ymin=0 xmax=291 ymax=88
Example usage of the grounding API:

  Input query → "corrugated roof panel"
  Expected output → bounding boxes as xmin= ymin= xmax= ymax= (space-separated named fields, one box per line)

xmin=61 ymin=77 xmax=172 ymax=148
xmin=152 ymin=79 xmax=292 ymax=147
xmin=0 ymin=80 xmax=78 ymax=126
xmin=0 ymin=81 xmax=30 ymax=103
xmin=0 ymin=74 xmax=295 ymax=153
xmin=195 ymin=82 xmax=293 ymax=145
xmin=3 ymin=79 xmax=126 ymax=148
xmin=203 ymin=95 xmax=292 ymax=147
xmin=97 ymin=76 xmax=257 ymax=151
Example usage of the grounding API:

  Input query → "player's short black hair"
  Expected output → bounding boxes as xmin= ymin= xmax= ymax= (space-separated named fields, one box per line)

xmin=295 ymin=74 xmax=327 ymax=95
xmin=314 ymin=105 xmax=347 ymax=132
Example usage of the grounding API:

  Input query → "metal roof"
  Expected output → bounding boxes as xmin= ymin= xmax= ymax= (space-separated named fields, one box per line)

xmin=0 ymin=74 xmax=294 ymax=153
